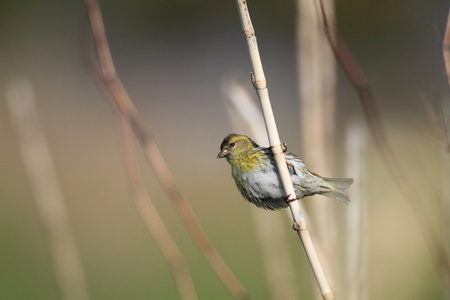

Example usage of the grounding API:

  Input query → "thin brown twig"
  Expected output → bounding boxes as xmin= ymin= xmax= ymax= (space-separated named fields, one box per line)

xmin=81 ymin=0 xmax=248 ymax=298
xmin=116 ymin=112 xmax=198 ymax=300
xmin=316 ymin=0 xmax=450 ymax=289
xmin=84 ymin=43 xmax=198 ymax=300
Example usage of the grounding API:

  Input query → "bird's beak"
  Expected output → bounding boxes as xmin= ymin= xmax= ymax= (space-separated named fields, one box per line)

xmin=216 ymin=149 xmax=229 ymax=159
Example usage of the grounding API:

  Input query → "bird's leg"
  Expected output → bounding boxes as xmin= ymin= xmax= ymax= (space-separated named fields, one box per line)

xmin=284 ymin=195 xmax=301 ymax=231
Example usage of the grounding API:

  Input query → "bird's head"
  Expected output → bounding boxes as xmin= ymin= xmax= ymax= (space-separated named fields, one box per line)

xmin=217 ymin=134 xmax=259 ymax=160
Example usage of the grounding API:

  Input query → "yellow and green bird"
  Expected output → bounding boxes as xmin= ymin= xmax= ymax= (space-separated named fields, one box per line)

xmin=217 ymin=134 xmax=353 ymax=210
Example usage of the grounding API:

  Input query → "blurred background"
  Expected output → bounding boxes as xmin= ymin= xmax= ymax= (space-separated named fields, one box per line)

xmin=1 ymin=0 xmax=449 ymax=299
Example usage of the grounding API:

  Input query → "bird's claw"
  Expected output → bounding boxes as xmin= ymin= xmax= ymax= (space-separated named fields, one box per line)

xmin=250 ymin=72 xmax=257 ymax=89
xmin=284 ymin=194 xmax=298 ymax=204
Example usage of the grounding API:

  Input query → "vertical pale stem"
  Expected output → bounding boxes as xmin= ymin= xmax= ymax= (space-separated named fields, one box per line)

xmin=235 ymin=1 xmax=333 ymax=298
xmin=345 ymin=120 xmax=369 ymax=300
xmin=298 ymin=0 xmax=336 ymax=173
xmin=297 ymin=0 xmax=337 ymax=294
xmin=223 ymin=80 xmax=297 ymax=300
xmin=6 ymin=80 xmax=90 ymax=300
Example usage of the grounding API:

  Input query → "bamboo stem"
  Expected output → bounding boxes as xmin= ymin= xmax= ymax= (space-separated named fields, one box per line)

xmin=82 ymin=0 xmax=248 ymax=298
xmin=234 ymin=1 xmax=333 ymax=298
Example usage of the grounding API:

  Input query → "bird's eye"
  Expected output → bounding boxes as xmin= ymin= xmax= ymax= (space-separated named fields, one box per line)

xmin=230 ymin=142 xmax=236 ymax=147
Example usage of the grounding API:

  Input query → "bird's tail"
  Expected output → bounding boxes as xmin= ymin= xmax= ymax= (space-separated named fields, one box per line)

xmin=322 ymin=177 xmax=353 ymax=204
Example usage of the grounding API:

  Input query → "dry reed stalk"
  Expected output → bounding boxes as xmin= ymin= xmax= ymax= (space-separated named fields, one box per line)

xmin=223 ymin=79 xmax=297 ymax=300
xmin=316 ymin=0 xmax=450 ymax=289
xmin=6 ymin=80 xmax=90 ymax=300
xmin=296 ymin=0 xmax=338 ymax=294
xmin=82 ymin=0 xmax=248 ymax=298
xmin=345 ymin=120 xmax=369 ymax=300
xmin=115 ymin=113 xmax=197 ymax=300
xmin=234 ymin=1 xmax=333 ymax=298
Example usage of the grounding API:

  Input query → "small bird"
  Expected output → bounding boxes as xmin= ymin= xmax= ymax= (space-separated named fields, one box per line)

xmin=217 ymin=134 xmax=353 ymax=210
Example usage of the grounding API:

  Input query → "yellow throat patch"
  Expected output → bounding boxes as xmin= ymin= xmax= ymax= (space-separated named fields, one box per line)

xmin=229 ymin=150 xmax=263 ymax=172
